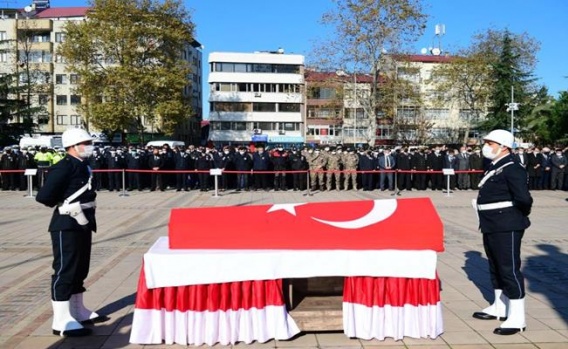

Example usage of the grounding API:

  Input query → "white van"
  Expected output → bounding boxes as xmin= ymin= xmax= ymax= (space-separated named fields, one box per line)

xmin=146 ymin=140 xmax=185 ymax=148
xmin=20 ymin=135 xmax=63 ymax=149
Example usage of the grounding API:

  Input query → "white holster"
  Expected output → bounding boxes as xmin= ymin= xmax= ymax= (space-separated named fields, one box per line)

xmin=59 ymin=202 xmax=89 ymax=226
xmin=58 ymin=176 xmax=93 ymax=226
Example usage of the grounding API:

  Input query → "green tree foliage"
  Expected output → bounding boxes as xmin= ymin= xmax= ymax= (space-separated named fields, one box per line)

xmin=550 ymin=91 xmax=568 ymax=144
xmin=429 ymin=52 xmax=492 ymax=144
xmin=58 ymin=0 xmax=195 ymax=136
xmin=312 ymin=0 xmax=427 ymax=145
xmin=0 ymin=73 xmax=29 ymax=146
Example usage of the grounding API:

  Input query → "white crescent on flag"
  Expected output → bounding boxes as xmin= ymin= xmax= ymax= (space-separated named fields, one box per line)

xmin=311 ymin=199 xmax=398 ymax=229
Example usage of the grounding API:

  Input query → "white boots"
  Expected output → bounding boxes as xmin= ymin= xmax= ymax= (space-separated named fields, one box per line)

xmin=494 ymin=298 xmax=526 ymax=335
xmin=472 ymin=289 xmax=508 ymax=320
xmin=70 ymin=293 xmax=110 ymax=324
xmin=51 ymin=300 xmax=91 ymax=337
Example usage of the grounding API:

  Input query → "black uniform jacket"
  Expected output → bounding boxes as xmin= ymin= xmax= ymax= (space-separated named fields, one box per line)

xmin=477 ymin=154 xmax=532 ymax=233
xmin=36 ymin=155 xmax=97 ymax=232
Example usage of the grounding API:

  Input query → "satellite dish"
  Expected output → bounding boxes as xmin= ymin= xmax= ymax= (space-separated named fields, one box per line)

xmin=420 ymin=48 xmax=428 ymax=54
xmin=24 ymin=6 xmax=33 ymax=12
xmin=431 ymin=47 xmax=441 ymax=56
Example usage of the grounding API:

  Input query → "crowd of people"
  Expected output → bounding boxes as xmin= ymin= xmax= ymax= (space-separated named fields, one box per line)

xmin=1 ymin=142 xmax=567 ymax=193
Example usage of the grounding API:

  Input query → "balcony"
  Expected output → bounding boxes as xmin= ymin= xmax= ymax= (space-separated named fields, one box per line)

xmin=28 ymin=62 xmax=53 ymax=73
xmin=17 ymin=19 xmax=52 ymax=31
xmin=29 ymin=42 xmax=53 ymax=52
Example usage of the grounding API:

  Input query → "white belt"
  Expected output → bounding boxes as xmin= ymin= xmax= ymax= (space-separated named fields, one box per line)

xmin=80 ymin=201 xmax=96 ymax=210
xmin=477 ymin=201 xmax=513 ymax=211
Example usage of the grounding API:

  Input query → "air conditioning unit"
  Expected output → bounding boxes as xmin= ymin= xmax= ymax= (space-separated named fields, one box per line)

xmin=254 ymin=92 xmax=262 ymax=97
xmin=279 ymin=130 xmax=286 ymax=135
xmin=253 ymin=128 xmax=262 ymax=134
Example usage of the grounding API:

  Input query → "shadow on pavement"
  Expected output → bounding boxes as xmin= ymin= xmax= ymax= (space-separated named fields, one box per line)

xmin=525 ymin=244 xmax=568 ymax=325
xmin=462 ymin=250 xmax=492 ymax=302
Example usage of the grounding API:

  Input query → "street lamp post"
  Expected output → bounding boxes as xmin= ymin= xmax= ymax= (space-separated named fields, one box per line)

xmin=506 ymin=86 xmax=519 ymax=138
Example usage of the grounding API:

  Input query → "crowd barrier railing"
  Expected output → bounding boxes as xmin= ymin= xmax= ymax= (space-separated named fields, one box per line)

xmin=1 ymin=168 xmax=486 ymax=198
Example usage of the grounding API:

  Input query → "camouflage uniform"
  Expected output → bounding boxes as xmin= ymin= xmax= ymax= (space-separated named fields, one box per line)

xmin=326 ymin=151 xmax=342 ymax=191
xmin=342 ymin=151 xmax=359 ymax=190
xmin=307 ymin=150 xmax=327 ymax=191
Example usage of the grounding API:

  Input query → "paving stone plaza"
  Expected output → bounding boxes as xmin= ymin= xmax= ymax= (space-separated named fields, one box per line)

xmin=0 ymin=188 xmax=567 ymax=349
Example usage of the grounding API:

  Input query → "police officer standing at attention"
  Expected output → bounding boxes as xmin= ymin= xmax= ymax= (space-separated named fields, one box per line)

xmin=36 ymin=128 xmax=109 ymax=337
xmin=472 ymin=129 xmax=532 ymax=336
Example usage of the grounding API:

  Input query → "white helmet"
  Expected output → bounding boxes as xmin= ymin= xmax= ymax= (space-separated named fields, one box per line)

xmin=62 ymin=128 xmax=94 ymax=148
xmin=483 ymin=129 xmax=514 ymax=148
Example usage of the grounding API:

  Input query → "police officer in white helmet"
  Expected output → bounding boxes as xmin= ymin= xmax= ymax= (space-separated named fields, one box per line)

xmin=472 ymin=129 xmax=533 ymax=335
xmin=36 ymin=128 xmax=109 ymax=337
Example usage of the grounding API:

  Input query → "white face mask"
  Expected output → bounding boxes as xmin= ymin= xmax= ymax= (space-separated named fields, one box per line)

xmin=75 ymin=144 xmax=94 ymax=159
xmin=224 ymin=150 xmax=229 ymax=154
xmin=482 ymin=144 xmax=502 ymax=160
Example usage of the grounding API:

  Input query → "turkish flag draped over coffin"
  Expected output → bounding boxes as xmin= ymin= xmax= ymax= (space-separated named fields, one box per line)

xmin=169 ymin=198 xmax=443 ymax=252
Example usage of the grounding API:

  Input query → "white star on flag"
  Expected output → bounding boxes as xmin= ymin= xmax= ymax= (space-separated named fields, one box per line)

xmin=267 ymin=203 xmax=307 ymax=216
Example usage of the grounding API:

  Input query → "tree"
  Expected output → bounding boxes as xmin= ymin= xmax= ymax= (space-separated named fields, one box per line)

xmin=470 ymin=30 xmax=538 ymax=133
xmin=312 ymin=0 xmax=427 ymax=146
xmin=0 ymin=32 xmax=44 ymax=145
xmin=429 ymin=53 xmax=492 ymax=144
xmin=58 ymin=0 xmax=195 ymax=138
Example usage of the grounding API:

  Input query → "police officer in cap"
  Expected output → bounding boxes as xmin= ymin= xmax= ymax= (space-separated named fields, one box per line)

xmin=472 ymin=129 xmax=532 ymax=335
xmin=36 ymin=128 xmax=109 ymax=337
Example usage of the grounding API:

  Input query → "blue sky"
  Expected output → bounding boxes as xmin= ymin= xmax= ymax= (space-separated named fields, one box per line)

xmin=27 ymin=0 xmax=568 ymax=114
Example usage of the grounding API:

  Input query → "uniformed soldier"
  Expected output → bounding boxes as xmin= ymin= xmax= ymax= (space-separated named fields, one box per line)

xmin=36 ymin=128 xmax=109 ymax=337
xmin=342 ymin=148 xmax=359 ymax=190
xmin=326 ymin=148 xmax=342 ymax=191
xmin=17 ymin=146 xmax=36 ymax=191
xmin=469 ymin=147 xmax=484 ymax=189
xmin=307 ymin=147 xmax=327 ymax=191
xmin=472 ymin=129 xmax=532 ymax=336
xmin=271 ymin=145 xmax=288 ymax=191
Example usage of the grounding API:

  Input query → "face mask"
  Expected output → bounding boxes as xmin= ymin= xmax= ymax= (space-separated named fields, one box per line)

xmin=223 ymin=150 xmax=229 ymax=154
xmin=315 ymin=150 xmax=320 ymax=154
xmin=110 ymin=151 xmax=116 ymax=156
xmin=258 ymin=150 xmax=263 ymax=154
xmin=331 ymin=151 xmax=336 ymax=155
xmin=308 ymin=150 xmax=313 ymax=154
xmin=239 ymin=151 xmax=245 ymax=155
xmin=278 ymin=148 xmax=283 ymax=151
xmin=557 ymin=152 xmax=562 ymax=157
xmin=482 ymin=144 xmax=502 ymax=160
xmin=518 ymin=151 xmax=524 ymax=154
xmin=324 ymin=148 xmax=330 ymax=152
xmin=75 ymin=144 xmax=94 ymax=159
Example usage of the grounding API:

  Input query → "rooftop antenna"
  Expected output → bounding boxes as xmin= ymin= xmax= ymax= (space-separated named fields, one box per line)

xmin=430 ymin=23 xmax=445 ymax=56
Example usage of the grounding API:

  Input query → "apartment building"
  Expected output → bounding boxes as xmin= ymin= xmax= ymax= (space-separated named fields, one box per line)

xmin=305 ymin=70 xmax=376 ymax=146
xmin=208 ymin=50 xmax=305 ymax=147
xmin=390 ymin=54 xmax=484 ymax=145
xmin=0 ymin=1 xmax=202 ymax=143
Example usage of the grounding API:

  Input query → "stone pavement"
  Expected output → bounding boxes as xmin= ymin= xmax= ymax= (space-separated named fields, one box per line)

xmin=0 ymin=186 xmax=567 ymax=349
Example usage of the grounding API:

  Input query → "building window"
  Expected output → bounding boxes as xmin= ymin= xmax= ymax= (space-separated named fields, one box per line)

xmin=55 ymin=32 xmax=66 ymax=43
xmin=32 ymin=33 xmax=50 ymax=42
xmin=424 ymin=108 xmax=449 ymax=120
xmin=70 ymin=115 xmax=82 ymax=125
xmin=309 ymin=87 xmax=336 ymax=99
xmin=0 ymin=31 xmax=6 ymax=41
xmin=38 ymin=94 xmax=49 ymax=105
xmin=233 ymin=122 xmax=247 ymax=131
xmin=70 ymin=95 xmax=81 ymax=105
xmin=211 ymin=102 xmax=250 ymax=112
xmin=54 ymin=54 xmax=66 ymax=63
xmin=344 ymin=108 xmax=365 ymax=119
xmin=0 ymin=52 xmax=6 ymax=62
xmin=56 ymin=115 xmax=68 ymax=125
xmin=253 ymin=122 xmax=276 ymax=131
xmin=279 ymin=122 xmax=297 ymax=131
xmin=24 ymin=50 xmax=52 ymax=63
xmin=459 ymin=109 xmax=480 ymax=121
xmin=56 ymin=74 xmax=68 ymax=84
xmin=56 ymin=95 xmax=67 ymax=105
xmin=278 ymin=103 xmax=300 ymax=112
xmin=252 ymin=103 xmax=276 ymax=112
xmin=70 ymin=74 xmax=80 ymax=84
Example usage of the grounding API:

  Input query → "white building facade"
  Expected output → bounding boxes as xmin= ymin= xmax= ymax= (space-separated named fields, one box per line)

xmin=208 ymin=51 xmax=305 ymax=147
xmin=0 ymin=3 xmax=203 ymax=144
